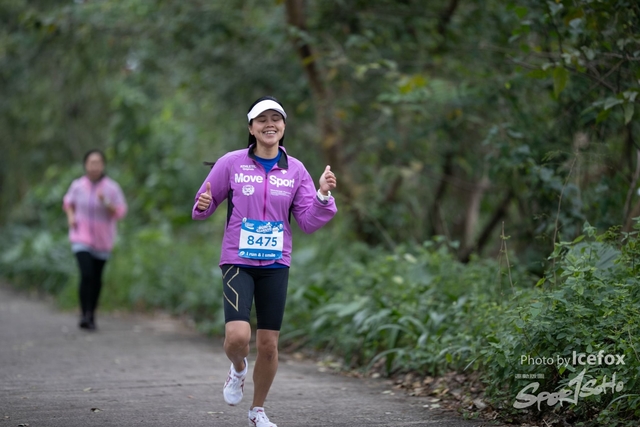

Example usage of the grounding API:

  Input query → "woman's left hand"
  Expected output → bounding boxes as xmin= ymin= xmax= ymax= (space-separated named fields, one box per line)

xmin=318 ymin=165 xmax=337 ymax=195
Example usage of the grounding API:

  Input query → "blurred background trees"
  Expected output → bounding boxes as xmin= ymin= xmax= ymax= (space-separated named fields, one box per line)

xmin=2 ymin=0 xmax=637 ymax=266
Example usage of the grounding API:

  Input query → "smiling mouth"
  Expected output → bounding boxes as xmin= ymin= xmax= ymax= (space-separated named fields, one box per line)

xmin=264 ymin=131 xmax=277 ymax=135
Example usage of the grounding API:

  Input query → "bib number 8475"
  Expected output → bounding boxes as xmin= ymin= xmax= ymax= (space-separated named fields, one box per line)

xmin=247 ymin=236 xmax=278 ymax=247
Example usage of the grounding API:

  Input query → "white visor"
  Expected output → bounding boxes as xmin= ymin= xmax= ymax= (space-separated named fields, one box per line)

xmin=247 ymin=100 xmax=287 ymax=122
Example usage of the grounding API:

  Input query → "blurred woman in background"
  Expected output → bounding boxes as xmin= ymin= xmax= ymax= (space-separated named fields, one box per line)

xmin=63 ymin=149 xmax=127 ymax=330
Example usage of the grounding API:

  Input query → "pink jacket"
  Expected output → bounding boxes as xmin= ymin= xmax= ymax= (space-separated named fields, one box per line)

xmin=63 ymin=176 xmax=127 ymax=252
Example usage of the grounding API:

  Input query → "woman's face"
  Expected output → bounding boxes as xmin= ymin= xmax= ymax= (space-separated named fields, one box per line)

xmin=84 ymin=153 xmax=105 ymax=181
xmin=249 ymin=109 xmax=285 ymax=149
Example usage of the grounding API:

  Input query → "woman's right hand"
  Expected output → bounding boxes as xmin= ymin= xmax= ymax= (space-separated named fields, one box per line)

xmin=197 ymin=182 xmax=213 ymax=211
xmin=67 ymin=212 xmax=77 ymax=229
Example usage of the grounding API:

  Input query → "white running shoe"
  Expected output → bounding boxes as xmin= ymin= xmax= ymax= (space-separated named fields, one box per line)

xmin=223 ymin=357 xmax=247 ymax=406
xmin=248 ymin=407 xmax=277 ymax=427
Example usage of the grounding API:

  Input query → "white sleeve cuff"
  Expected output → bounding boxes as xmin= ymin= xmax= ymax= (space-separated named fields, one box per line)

xmin=316 ymin=189 xmax=331 ymax=202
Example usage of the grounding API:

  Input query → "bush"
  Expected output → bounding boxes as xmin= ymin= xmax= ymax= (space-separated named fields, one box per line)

xmin=480 ymin=223 xmax=640 ymax=426
xmin=282 ymin=223 xmax=640 ymax=426
xmin=0 ymin=226 xmax=75 ymax=294
xmin=107 ymin=226 xmax=224 ymax=331
xmin=283 ymin=238 xmax=533 ymax=376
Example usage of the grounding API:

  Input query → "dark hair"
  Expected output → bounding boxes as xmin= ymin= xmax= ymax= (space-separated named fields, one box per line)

xmin=83 ymin=149 xmax=107 ymax=180
xmin=83 ymin=149 xmax=106 ymax=166
xmin=247 ymin=96 xmax=286 ymax=147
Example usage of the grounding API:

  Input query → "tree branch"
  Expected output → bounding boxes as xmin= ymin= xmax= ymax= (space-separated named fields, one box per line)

xmin=437 ymin=0 xmax=459 ymax=36
xmin=428 ymin=152 xmax=453 ymax=236
xmin=459 ymin=189 xmax=514 ymax=263
xmin=285 ymin=0 xmax=326 ymax=101
xmin=624 ymin=126 xmax=640 ymax=230
xmin=285 ymin=0 xmax=377 ymax=242
xmin=284 ymin=0 xmax=342 ymax=172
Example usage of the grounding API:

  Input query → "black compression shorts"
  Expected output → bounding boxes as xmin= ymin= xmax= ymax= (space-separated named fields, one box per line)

xmin=221 ymin=264 xmax=289 ymax=331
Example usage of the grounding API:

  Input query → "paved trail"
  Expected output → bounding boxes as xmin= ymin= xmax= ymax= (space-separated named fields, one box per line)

xmin=0 ymin=286 xmax=499 ymax=426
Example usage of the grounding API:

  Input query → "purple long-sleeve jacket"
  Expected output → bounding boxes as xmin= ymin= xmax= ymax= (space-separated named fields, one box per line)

xmin=192 ymin=146 xmax=337 ymax=267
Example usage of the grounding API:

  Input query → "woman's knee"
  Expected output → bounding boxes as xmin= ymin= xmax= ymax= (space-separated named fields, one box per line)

xmin=224 ymin=321 xmax=251 ymax=349
xmin=256 ymin=331 xmax=279 ymax=359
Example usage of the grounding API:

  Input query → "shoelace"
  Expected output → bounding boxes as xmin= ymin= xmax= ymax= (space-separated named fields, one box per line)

xmin=226 ymin=372 xmax=243 ymax=388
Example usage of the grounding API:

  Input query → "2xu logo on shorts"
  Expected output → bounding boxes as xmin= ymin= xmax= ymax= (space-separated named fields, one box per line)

xmin=235 ymin=173 xmax=295 ymax=188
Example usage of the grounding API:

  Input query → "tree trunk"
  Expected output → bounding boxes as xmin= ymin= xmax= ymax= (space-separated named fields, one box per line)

xmin=284 ymin=0 xmax=341 ymax=169
xmin=459 ymin=190 xmax=514 ymax=263
xmin=428 ymin=152 xmax=453 ymax=236
xmin=437 ymin=0 xmax=460 ymax=36
xmin=623 ymin=125 xmax=640 ymax=231
xmin=462 ymin=176 xmax=490 ymax=250
xmin=285 ymin=0 xmax=378 ymax=243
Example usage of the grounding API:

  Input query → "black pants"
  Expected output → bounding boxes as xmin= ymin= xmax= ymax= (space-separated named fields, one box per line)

xmin=75 ymin=251 xmax=107 ymax=317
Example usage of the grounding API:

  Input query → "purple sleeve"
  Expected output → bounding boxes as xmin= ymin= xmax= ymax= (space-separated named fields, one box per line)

xmin=192 ymin=157 xmax=231 ymax=220
xmin=291 ymin=167 xmax=337 ymax=234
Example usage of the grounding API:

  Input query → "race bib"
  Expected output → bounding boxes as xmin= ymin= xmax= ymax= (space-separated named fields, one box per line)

xmin=238 ymin=218 xmax=284 ymax=260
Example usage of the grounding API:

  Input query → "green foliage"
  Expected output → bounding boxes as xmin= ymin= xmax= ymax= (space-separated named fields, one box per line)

xmin=283 ymin=238 xmax=531 ymax=377
xmin=479 ymin=222 xmax=640 ymax=426
xmin=0 ymin=226 xmax=75 ymax=294
xmin=2 ymin=0 xmax=638 ymax=263
xmin=281 ymin=222 xmax=640 ymax=425
xmin=109 ymin=228 xmax=224 ymax=329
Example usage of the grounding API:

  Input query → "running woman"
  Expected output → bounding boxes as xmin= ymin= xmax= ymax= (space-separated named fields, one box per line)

xmin=63 ymin=149 xmax=127 ymax=330
xmin=192 ymin=96 xmax=337 ymax=427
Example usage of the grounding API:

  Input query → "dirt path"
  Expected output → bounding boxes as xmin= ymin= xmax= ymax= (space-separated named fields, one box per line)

xmin=0 ymin=285 xmax=500 ymax=426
